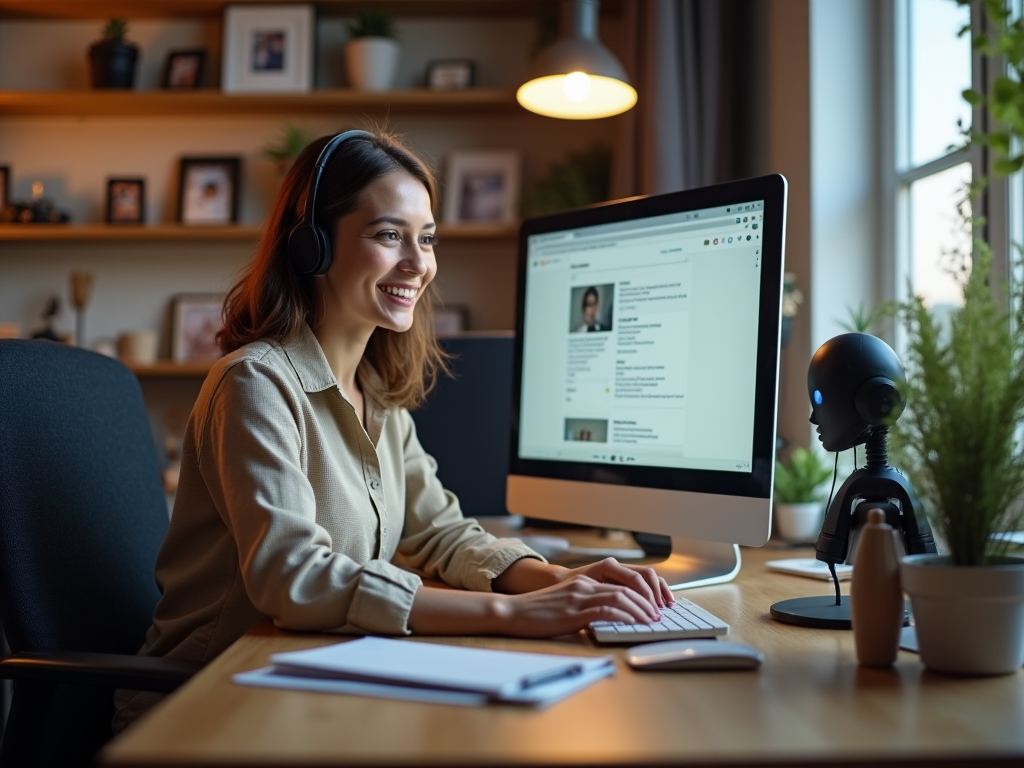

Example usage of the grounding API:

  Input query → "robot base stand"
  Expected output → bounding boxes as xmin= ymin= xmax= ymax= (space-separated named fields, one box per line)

xmin=770 ymin=595 xmax=910 ymax=629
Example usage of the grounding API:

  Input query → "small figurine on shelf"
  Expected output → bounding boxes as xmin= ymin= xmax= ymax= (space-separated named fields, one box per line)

xmin=0 ymin=181 xmax=71 ymax=224
xmin=30 ymin=296 xmax=62 ymax=342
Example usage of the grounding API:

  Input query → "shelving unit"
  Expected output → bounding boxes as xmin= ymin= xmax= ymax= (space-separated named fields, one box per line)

xmin=0 ymin=88 xmax=520 ymax=117
xmin=0 ymin=222 xmax=518 ymax=242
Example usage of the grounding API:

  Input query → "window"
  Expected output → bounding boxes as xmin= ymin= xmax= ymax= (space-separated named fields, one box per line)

xmin=893 ymin=0 xmax=975 ymax=319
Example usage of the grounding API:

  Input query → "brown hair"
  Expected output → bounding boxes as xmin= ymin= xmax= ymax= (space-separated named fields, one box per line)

xmin=217 ymin=130 xmax=448 ymax=409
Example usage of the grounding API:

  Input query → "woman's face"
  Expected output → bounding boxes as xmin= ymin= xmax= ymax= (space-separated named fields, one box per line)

xmin=322 ymin=169 xmax=437 ymax=336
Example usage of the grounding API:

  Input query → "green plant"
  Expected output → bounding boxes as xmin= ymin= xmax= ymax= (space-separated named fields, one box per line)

xmin=838 ymin=301 xmax=896 ymax=335
xmin=889 ymin=0 xmax=1024 ymax=566
xmin=774 ymin=447 xmax=832 ymax=504
xmin=262 ymin=122 xmax=315 ymax=166
xmin=346 ymin=7 xmax=397 ymax=39
xmin=101 ymin=17 xmax=129 ymax=42
xmin=521 ymin=144 xmax=611 ymax=217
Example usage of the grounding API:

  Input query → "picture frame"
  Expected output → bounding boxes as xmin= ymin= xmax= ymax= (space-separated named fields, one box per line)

xmin=0 ymin=165 xmax=8 ymax=213
xmin=171 ymin=294 xmax=224 ymax=363
xmin=426 ymin=59 xmax=476 ymax=90
xmin=177 ymin=157 xmax=241 ymax=225
xmin=106 ymin=178 xmax=145 ymax=224
xmin=222 ymin=4 xmax=314 ymax=93
xmin=442 ymin=150 xmax=521 ymax=224
xmin=162 ymin=49 xmax=206 ymax=89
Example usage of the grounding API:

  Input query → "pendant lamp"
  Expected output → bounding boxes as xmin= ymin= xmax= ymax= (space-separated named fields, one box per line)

xmin=517 ymin=0 xmax=637 ymax=119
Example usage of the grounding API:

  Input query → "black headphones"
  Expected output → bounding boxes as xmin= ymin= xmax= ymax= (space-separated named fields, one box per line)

xmin=288 ymin=129 xmax=374 ymax=276
xmin=854 ymin=376 xmax=904 ymax=426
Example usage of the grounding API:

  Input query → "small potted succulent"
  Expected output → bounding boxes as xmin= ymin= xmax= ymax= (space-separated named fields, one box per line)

xmin=344 ymin=7 xmax=400 ymax=91
xmin=892 ymin=0 xmax=1024 ymax=676
xmin=773 ymin=447 xmax=832 ymax=544
xmin=262 ymin=122 xmax=315 ymax=176
xmin=88 ymin=17 xmax=139 ymax=89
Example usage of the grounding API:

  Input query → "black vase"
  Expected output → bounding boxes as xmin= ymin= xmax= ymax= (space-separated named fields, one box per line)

xmin=88 ymin=40 xmax=138 ymax=89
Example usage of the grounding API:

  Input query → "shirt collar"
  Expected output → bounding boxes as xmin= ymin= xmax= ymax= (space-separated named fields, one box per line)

xmin=283 ymin=323 xmax=338 ymax=393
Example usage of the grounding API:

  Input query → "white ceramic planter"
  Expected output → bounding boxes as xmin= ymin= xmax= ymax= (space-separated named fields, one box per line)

xmin=345 ymin=37 xmax=400 ymax=91
xmin=901 ymin=554 xmax=1024 ymax=675
xmin=774 ymin=501 xmax=823 ymax=544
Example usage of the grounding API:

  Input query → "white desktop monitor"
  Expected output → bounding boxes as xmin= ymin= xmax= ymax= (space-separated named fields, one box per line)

xmin=507 ymin=174 xmax=788 ymax=589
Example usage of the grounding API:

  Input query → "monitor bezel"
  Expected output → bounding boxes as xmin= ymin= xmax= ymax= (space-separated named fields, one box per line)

xmin=508 ymin=173 xmax=787 ymax=502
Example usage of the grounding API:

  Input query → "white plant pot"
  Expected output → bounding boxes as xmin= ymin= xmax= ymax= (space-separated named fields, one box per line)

xmin=773 ymin=501 xmax=823 ymax=544
xmin=901 ymin=554 xmax=1024 ymax=675
xmin=345 ymin=37 xmax=400 ymax=91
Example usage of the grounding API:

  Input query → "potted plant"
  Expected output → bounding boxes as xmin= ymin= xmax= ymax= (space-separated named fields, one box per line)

xmin=262 ymin=122 xmax=315 ymax=176
xmin=773 ymin=447 xmax=832 ymax=544
xmin=344 ymin=7 xmax=400 ymax=91
xmin=893 ymin=0 xmax=1024 ymax=676
xmin=88 ymin=17 xmax=139 ymax=89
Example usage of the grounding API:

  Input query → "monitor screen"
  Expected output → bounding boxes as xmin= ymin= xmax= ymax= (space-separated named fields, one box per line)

xmin=507 ymin=175 xmax=787 ymax=557
xmin=518 ymin=199 xmax=765 ymax=474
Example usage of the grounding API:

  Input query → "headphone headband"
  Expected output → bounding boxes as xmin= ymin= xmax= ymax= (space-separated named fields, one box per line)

xmin=290 ymin=129 xmax=375 ymax=275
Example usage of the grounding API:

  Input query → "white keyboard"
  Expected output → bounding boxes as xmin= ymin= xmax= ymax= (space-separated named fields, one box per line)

xmin=588 ymin=597 xmax=729 ymax=644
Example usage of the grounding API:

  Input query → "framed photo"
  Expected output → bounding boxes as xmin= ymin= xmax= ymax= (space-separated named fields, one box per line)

xmin=106 ymin=178 xmax=145 ymax=224
xmin=163 ymin=49 xmax=206 ymax=88
xmin=426 ymin=59 xmax=476 ymax=90
xmin=222 ymin=4 xmax=314 ymax=93
xmin=0 ymin=165 xmax=8 ymax=213
xmin=177 ymin=157 xmax=240 ymax=225
xmin=442 ymin=150 xmax=521 ymax=224
xmin=171 ymin=294 xmax=224 ymax=363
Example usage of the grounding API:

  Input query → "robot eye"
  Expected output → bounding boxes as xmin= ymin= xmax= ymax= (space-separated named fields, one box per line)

xmin=813 ymin=390 xmax=823 ymax=406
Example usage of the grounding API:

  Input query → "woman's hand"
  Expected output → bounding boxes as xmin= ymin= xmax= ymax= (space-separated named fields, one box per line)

xmin=493 ymin=573 xmax=662 ymax=638
xmin=564 ymin=558 xmax=675 ymax=611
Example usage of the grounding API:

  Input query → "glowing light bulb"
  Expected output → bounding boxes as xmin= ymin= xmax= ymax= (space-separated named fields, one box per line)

xmin=562 ymin=71 xmax=591 ymax=103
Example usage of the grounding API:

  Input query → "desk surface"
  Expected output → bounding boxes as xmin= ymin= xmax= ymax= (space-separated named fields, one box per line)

xmin=102 ymin=535 xmax=1024 ymax=768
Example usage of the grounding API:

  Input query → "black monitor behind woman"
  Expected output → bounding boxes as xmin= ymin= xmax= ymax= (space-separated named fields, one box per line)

xmin=112 ymin=130 xmax=671 ymax=733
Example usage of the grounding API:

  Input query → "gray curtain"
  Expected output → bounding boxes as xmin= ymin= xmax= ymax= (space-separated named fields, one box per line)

xmin=612 ymin=0 xmax=766 ymax=198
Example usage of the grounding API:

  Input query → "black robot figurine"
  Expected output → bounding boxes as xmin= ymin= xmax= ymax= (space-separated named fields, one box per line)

xmin=771 ymin=332 xmax=937 ymax=629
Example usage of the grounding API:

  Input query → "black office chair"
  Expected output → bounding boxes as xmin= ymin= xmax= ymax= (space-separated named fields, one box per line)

xmin=0 ymin=340 xmax=202 ymax=767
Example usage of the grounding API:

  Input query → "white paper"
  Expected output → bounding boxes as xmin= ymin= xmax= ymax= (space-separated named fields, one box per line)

xmin=269 ymin=637 xmax=615 ymax=698
xmin=765 ymin=558 xmax=853 ymax=581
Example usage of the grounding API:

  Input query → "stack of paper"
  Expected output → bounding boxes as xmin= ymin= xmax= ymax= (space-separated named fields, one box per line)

xmin=234 ymin=637 xmax=615 ymax=708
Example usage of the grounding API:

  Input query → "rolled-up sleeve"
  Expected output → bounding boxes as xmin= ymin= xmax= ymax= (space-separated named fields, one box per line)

xmin=395 ymin=410 xmax=544 ymax=592
xmin=198 ymin=361 xmax=421 ymax=635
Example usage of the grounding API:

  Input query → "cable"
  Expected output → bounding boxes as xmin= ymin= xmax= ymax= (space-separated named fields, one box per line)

xmin=828 ymin=562 xmax=841 ymax=606
xmin=823 ymin=452 xmax=842 ymax=606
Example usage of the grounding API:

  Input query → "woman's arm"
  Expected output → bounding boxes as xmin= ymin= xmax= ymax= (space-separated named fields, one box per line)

xmin=409 ymin=557 xmax=676 ymax=637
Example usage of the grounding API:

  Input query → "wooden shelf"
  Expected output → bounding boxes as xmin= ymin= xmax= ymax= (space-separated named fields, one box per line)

xmin=0 ymin=222 xmax=518 ymax=242
xmin=129 ymin=361 xmax=214 ymax=377
xmin=0 ymin=1 xmax=620 ymax=20
xmin=0 ymin=88 xmax=520 ymax=117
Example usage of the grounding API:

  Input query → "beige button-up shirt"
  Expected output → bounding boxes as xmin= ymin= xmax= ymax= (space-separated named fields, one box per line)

xmin=114 ymin=324 xmax=540 ymax=730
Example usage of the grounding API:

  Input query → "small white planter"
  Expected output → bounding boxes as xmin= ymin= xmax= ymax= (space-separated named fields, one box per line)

xmin=901 ymin=554 xmax=1024 ymax=675
xmin=345 ymin=37 xmax=400 ymax=91
xmin=774 ymin=501 xmax=823 ymax=544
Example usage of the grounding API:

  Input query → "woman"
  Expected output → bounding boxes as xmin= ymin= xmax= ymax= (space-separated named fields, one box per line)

xmin=114 ymin=130 xmax=671 ymax=732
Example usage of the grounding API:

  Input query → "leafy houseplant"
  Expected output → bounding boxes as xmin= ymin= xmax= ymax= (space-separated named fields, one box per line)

xmin=262 ymin=123 xmax=315 ymax=176
xmin=344 ymin=7 xmax=400 ymax=91
xmin=520 ymin=144 xmax=611 ymax=217
xmin=893 ymin=0 xmax=1024 ymax=675
xmin=773 ymin=447 xmax=831 ymax=544
xmin=88 ymin=17 xmax=138 ymax=89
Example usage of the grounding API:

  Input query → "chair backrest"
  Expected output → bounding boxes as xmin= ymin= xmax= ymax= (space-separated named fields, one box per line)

xmin=412 ymin=334 xmax=515 ymax=516
xmin=0 ymin=340 xmax=168 ymax=657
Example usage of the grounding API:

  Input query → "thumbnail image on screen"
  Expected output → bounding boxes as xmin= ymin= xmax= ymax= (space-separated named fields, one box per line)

xmin=569 ymin=284 xmax=614 ymax=333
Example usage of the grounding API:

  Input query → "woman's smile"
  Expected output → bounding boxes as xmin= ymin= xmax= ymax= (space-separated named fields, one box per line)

xmin=378 ymin=283 xmax=420 ymax=306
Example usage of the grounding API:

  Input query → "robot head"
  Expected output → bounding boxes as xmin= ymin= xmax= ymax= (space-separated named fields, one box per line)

xmin=807 ymin=333 xmax=907 ymax=452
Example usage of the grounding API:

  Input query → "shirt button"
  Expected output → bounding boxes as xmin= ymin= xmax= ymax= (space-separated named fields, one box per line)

xmin=369 ymin=479 xmax=380 ymax=490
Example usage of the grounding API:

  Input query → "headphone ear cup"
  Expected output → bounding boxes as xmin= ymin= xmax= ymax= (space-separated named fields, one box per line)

xmin=288 ymin=223 xmax=333 ymax=275
xmin=855 ymin=376 xmax=904 ymax=425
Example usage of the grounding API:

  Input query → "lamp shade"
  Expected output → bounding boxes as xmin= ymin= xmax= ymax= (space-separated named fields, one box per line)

xmin=517 ymin=0 xmax=637 ymax=120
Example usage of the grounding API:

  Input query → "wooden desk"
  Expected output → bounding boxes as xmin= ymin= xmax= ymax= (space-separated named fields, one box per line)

xmin=102 ymin=542 xmax=1024 ymax=768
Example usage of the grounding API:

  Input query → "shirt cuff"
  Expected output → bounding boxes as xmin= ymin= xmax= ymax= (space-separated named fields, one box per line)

xmin=348 ymin=560 xmax=423 ymax=635
xmin=466 ymin=539 xmax=548 ymax=593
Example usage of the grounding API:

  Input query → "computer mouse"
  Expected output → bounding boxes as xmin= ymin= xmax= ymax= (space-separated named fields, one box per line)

xmin=625 ymin=640 xmax=764 ymax=671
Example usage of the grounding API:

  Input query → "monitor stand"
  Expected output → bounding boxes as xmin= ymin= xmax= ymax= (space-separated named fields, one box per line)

xmin=552 ymin=534 xmax=742 ymax=590
xmin=641 ymin=536 xmax=742 ymax=590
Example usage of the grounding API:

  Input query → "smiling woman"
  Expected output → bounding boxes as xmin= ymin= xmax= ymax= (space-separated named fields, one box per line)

xmin=111 ymin=129 xmax=673 ymax=736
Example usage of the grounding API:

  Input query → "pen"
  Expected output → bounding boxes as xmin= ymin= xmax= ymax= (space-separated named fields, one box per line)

xmin=519 ymin=664 xmax=584 ymax=690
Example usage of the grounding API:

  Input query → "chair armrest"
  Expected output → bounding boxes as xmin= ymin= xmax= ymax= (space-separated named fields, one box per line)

xmin=0 ymin=651 xmax=203 ymax=692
